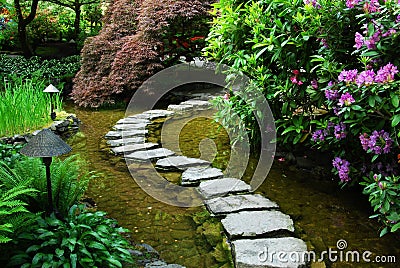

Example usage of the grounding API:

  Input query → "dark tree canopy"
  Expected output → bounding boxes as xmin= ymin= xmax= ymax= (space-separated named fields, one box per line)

xmin=71 ymin=0 xmax=212 ymax=107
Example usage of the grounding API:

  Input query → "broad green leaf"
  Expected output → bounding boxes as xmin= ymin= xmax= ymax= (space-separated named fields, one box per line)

xmin=391 ymin=114 xmax=400 ymax=127
xmin=391 ymin=222 xmax=400 ymax=232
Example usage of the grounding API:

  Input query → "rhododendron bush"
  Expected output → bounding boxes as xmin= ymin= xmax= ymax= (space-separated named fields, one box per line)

xmin=72 ymin=0 xmax=212 ymax=107
xmin=205 ymin=0 xmax=400 ymax=235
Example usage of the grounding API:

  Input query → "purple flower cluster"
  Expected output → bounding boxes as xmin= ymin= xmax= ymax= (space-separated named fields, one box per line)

xmin=338 ymin=69 xmax=358 ymax=84
xmin=356 ymin=70 xmax=375 ymax=86
xmin=375 ymin=63 xmax=399 ymax=83
xmin=312 ymin=122 xmax=346 ymax=142
xmin=346 ymin=0 xmax=360 ymax=8
xmin=338 ymin=63 xmax=398 ymax=88
xmin=334 ymin=122 xmax=346 ymax=139
xmin=359 ymin=130 xmax=393 ymax=154
xmin=325 ymin=89 xmax=339 ymax=101
xmin=354 ymin=25 xmax=397 ymax=50
xmin=332 ymin=157 xmax=351 ymax=182
xmin=303 ymin=0 xmax=321 ymax=8
xmin=338 ymin=92 xmax=355 ymax=106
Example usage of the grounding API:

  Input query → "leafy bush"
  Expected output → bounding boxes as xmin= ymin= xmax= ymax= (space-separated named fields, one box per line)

xmin=205 ymin=0 xmax=400 ymax=235
xmin=0 ymin=142 xmax=24 ymax=169
xmin=0 ymin=54 xmax=81 ymax=85
xmin=9 ymin=204 xmax=133 ymax=267
xmin=0 ymin=155 xmax=96 ymax=218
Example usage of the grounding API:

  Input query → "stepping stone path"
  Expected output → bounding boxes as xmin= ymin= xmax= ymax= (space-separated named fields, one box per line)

xmin=104 ymin=95 xmax=309 ymax=267
xmin=156 ymin=156 xmax=210 ymax=171
xmin=181 ymin=167 xmax=223 ymax=186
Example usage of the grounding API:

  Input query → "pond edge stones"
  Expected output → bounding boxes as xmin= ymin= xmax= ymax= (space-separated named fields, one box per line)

xmin=105 ymin=96 xmax=309 ymax=268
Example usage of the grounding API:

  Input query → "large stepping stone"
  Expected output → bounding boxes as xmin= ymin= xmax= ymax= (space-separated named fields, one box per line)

xmin=111 ymin=143 xmax=158 ymax=155
xmin=107 ymin=137 xmax=145 ymax=147
xmin=221 ymin=210 xmax=294 ymax=239
xmin=198 ymin=178 xmax=251 ymax=199
xmin=105 ymin=129 xmax=148 ymax=139
xmin=205 ymin=194 xmax=279 ymax=215
xmin=126 ymin=148 xmax=175 ymax=161
xmin=155 ymin=156 xmax=210 ymax=171
xmin=181 ymin=167 xmax=223 ymax=186
xmin=181 ymin=99 xmax=211 ymax=109
xmin=130 ymin=110 xmax=174 ymax=120
xmin=113 ymin=123 xmax=148 ymax=131
xmin=167 ymin=104 xmax=194 ymax=112
xmin=232 ymin=237 xmax=308 ymax=268
xmin=116 ymin=117 xmax=150 ymax=124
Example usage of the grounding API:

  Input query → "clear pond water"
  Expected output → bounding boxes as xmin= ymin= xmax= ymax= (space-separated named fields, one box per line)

xmin=65 ymin=103 xmax=400 ymax=268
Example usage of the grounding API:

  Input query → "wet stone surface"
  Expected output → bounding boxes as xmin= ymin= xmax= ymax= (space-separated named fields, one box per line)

xmin=106 ymin=137 xmax=145 ymax=147
xmin=126 ymin=148 xmax=176 ymax=162
xmin=113 ymin=123 xmax=148 ymax=131
xmin=232 ymin=237 xmax=308 ymax=268
xmin=156 ymin=156 xmax=211 ymax=171
xmin=181 ymin=167 xmax=224 ymax=186
xmin=205 ymin=194 xmax=279 ymax=215
xmin=111 ymin=143 xmax=158 ymax=155
xmin=221 ymin=210 xmax=295 ymax=239
xmin=197 ymin=178 xmax=251 ymax=199
xmin=105 ymin=129 xmax=148 ymax=139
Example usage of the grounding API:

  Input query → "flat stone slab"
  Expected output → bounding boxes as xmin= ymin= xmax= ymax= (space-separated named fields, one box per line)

xmin=105 ymin=129 xmax=148 ymax=139
xmin=116 ymin=118 xmax=150 ymax=124
xmin=107 ymin=137 xmax=145 ymax=147
xmin=113 ymin=123 xmax=148 ymax=131
xmin=198 ymin=178 xmax=251 ymax=199
xmin=232 ymin=237 xmax=308 ymax=268
xmin=131 ymin=110 xmax=174 ymax=120
xmin=181 ymin=167 xmax=224 ymax=186
xmin=205 ymin=194 xmax=279 ymax=215
xmin=167 ymin=104 xmax=193 ymax=112
xmin=221 ymin=210 xmax=294 ymax=239
xmin=126 ymin=148 xmax=175 ymax=161
xmin=111 ymin=143 xmax=158 ymax=155
xmin=155 ymin=156 xmax=210 ymax=171
xmin=145 ymin=260 xmax=185 ymax=268
xmin=181 ymin=99 xmax=211 ymax=109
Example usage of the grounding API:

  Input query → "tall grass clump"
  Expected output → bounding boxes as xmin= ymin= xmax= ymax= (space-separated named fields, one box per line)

xmin=0 ymin=77 xmax=62 ymax=137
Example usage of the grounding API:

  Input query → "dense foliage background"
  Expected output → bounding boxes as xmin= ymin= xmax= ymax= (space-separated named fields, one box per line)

xmin=205 ymin=0 xmax=400 ymax=236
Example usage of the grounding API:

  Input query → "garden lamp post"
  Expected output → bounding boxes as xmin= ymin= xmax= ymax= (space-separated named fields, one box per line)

xmin=43 ymin=84 xmax=60 ymax=120
xmin=20 ymin=129 xmax=71 ymax=214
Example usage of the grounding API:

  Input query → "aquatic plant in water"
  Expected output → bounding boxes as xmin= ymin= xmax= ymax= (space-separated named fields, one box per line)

xmin=0 ymin=77 xmax=62 ymax=137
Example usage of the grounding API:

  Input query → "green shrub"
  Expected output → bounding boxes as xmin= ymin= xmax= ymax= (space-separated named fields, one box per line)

xmin=9 ymin=204 xmax=133 ymax=268
xmin=0 ymin=155 xmax=96 ymax=218
xmin=205 ymin=0 xmax=400 ymax=235
xmin=0 ymin=54 xmax=81 ymax=86
xmin=0 ymin=142 xmax=24 ymax=169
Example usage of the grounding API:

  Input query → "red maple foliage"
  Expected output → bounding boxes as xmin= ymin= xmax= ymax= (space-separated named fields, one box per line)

xmin=71 ymin=0 xmax=212 ymax=107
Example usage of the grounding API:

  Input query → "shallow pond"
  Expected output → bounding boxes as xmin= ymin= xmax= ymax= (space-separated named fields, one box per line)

xmin=65 ymin=102 xmax=400 ymax=268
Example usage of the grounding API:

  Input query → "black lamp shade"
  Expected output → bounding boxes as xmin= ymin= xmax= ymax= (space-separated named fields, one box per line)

xmin=20 ymin=129 xmax=71 ymax=157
